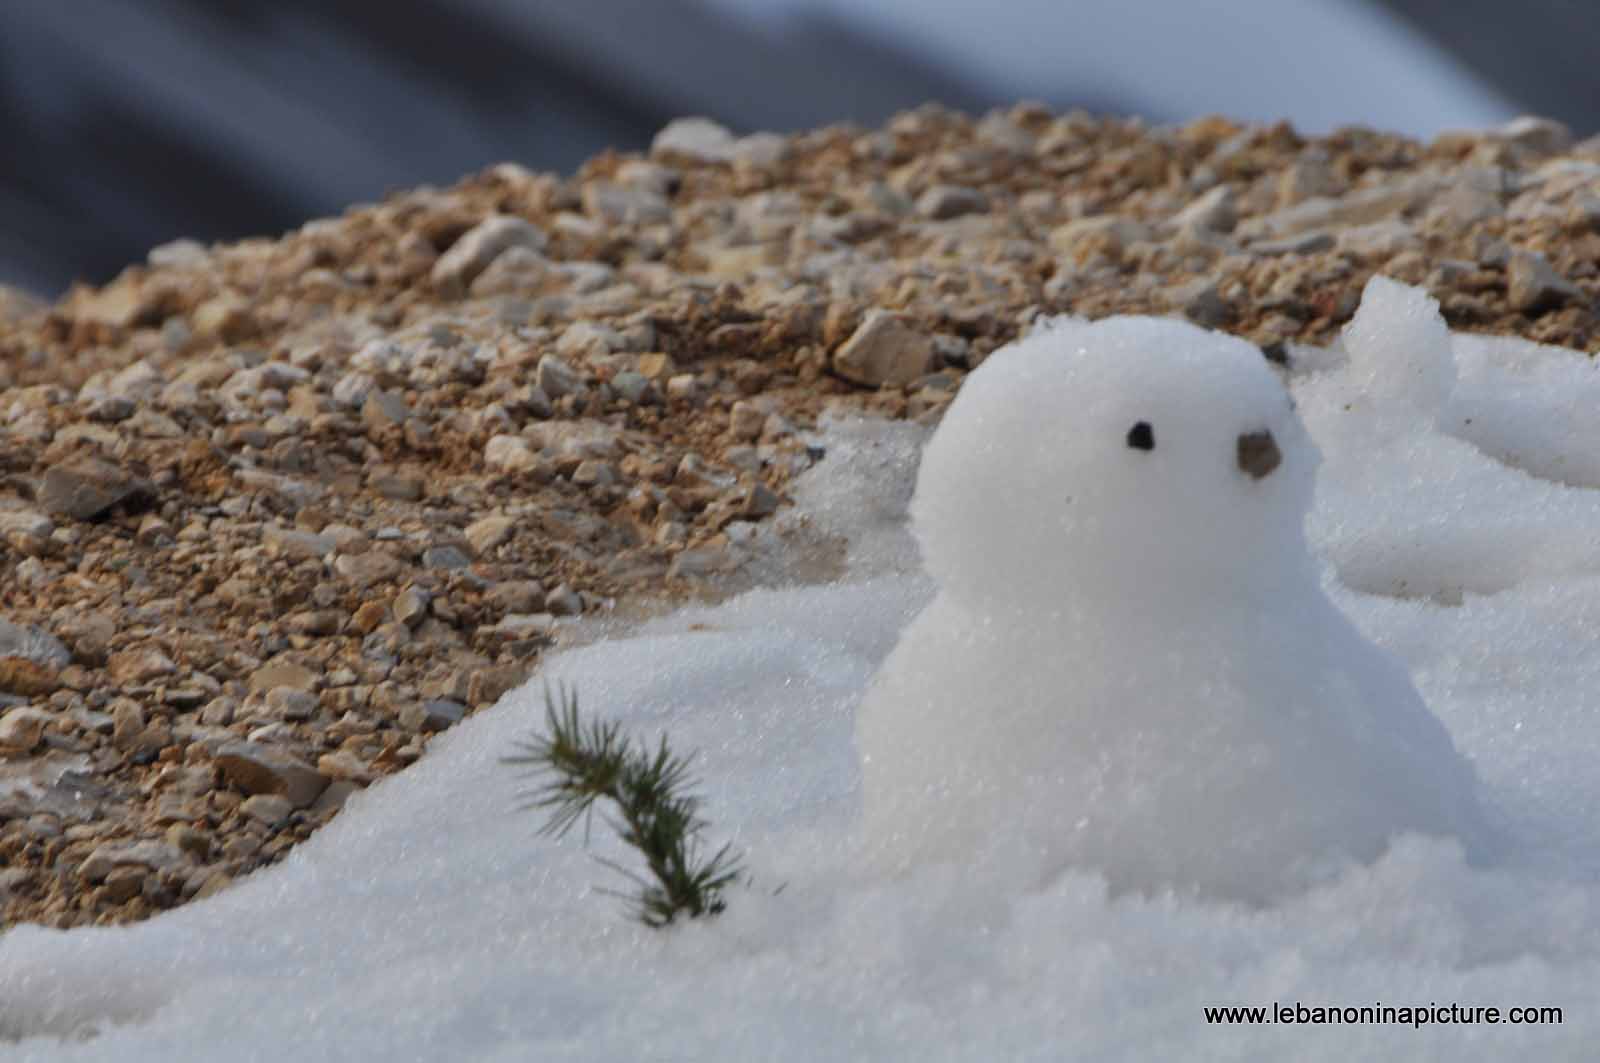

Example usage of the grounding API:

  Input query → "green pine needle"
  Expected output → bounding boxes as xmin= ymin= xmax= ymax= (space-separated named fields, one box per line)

xmin=503 ymin=682 xmax=745 ymax=927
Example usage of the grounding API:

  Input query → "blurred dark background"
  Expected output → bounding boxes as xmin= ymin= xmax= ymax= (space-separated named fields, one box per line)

xmin=0 ymin=0 xmax=1590 ymax=299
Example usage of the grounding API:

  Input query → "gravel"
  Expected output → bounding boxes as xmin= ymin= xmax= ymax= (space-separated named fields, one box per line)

xmin=1 ymin=102 xmax=1597 ymax=930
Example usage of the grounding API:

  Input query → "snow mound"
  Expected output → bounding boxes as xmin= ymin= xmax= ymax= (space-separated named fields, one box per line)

xmin=1299 ymin=277 xmax=1600 ymax=601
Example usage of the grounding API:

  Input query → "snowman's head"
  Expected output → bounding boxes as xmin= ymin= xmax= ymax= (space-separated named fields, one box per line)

xmin=911 ymin=315 xmax=1320 ymax=611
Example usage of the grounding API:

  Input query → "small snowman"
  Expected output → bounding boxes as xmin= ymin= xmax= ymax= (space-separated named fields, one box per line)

xmin=856 ymin=314 xmax=1494 ymax=901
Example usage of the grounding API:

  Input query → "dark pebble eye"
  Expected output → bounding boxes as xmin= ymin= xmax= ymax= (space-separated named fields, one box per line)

xmin=1126 ymin=421 xmax=1155 ymax=451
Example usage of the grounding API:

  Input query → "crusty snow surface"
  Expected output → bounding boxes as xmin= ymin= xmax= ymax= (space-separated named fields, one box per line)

xmin=4 ymin=283 xmax=1599 ymax=1060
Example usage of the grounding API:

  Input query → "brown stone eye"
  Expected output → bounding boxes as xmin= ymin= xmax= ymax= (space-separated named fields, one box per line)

xmin=1127 ymin=421 xmax=1155 ymax=451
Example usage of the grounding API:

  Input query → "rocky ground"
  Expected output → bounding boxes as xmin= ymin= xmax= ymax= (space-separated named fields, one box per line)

xmin=1 ymin=105 xmax=1597 ymax=930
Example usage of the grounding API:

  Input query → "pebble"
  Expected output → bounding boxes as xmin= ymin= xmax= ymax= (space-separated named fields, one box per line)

xmin=334 ymin=550 xmax=407 ymax=588
xmin=832 ymin=310 xmax=936 ymax=388
xmin=78 ymin=840 xmax=185 ymax=884
xmin=1507 ymin=251 xmax=1583 ymax=313
xmin=465 ymin=514 xmax=516 ymax=555
xmin=484 ymin=435 xmax=540 ymax=474
xmin=1251 ymin=231 xmax=1336 ymax=256
xmin=536 ymin=354 xmax=582 ymax=398
xmin=240 ymin=794 xmax=294 ymax=827
xmin=652 ymin=116 xmax=737 ymax=163
xmin=916 ymin=186 xmax=990 ymax=220
xmin=0 ymin=706 xmax=50 ymax=752
xmin=422 ymin=545 xmax=472 ymax=570
xmin=0 ymin=508 xmax=54 ymax=555
xmin=400 ymin=699 xmax=466 ymax=734
xmin=107 ymin=647 xmax=177 ymax=685
xmin=248 ymin=657 xmax=318 ymax=694
xmin=393 ymin=587 xmax=432 ymax=628
xmin=37 ymin=456 xmax=156 ymax=521
xmin=1172 ymin=184 xmax=1237 ymax=233
xmin=545 ymin=585 xmax=584 ymax=617
xmin=315 ymin=751 xmax=375 ymax=785
xmin=215 ymin=742 xmax=330 ymax=808
xmin=266 ymin=687 xmax=319 ymax=721
xmin=432 ymin=215 xmax=549 ymax=296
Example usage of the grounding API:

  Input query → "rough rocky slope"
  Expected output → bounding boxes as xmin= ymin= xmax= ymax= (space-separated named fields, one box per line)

xmin=1 ymin=105 xmax=1597 ymax=930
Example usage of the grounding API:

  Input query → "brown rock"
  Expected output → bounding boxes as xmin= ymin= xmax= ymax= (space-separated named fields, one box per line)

xmin=0 ymin=706 xmax=50 ymax=752
xmin=248 ymin=657 xmax=318 ymax=694
xmin=334 ymin=551 xmax=406 ymax=588
xmin=465 ymin=514 xmax=516 ymax=555
xmin=831 ymin=310 xmax=935 ymax=388
xmin=215 ymin=742 xmax=330 ymax=808
xmin=108 ymin=647 xmax=178 ymax=685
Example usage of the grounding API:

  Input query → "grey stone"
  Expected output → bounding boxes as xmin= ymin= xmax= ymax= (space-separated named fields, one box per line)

xmin=470 ymin=246 xmax=553 ymax=298
xmin=668 ymin=546 xmax=740 ymax=581
xmin=544 ymin=584 xmax=584 ymax=617
xmin=916 ymin=185 xmax=990 ymax=220
xmin=1172 ymin=280 xmax=1232 ymax=328
xmin=0 ymin=509 xmax=54 ymax=554
xmin=652 ymin=116 xmax=737 ymax=163
xmin=78 ymin=840 xmax=186 ymax=884
xmin=1335 ymin=220 xmax=1420 ymax=261
xmin=1172 ymin=184 xmax=1237 ymax=233
xmin=0 ymin=619 xmax=70 ymax=668
xmin=1507 ymin=251 xmax=1583 ymax=313
xmin=215 ymin=741 xmax=330 ymax=808
xmin=465 ymin=514 xmax=516 ymax=555
xmin=1275 ymin=156 xmax=1341 ymax=207
xmin=334 ymin=551 xmax=406 ymax=588
xmin=432 ymin=216 xmax=549 ymax=296
xmin=240 ymin=794 xmax=295 ymax=827
xmin=738 ymin=482 xmax=781 ymax=519
xmin=484 ymin=435 xmax=541 ymax=475
xmin=266 ymin=687 xmax=319 ymax=721
xmin=393 ymin=587 xmax=432 ymax=628
xmin=1251 ymin=231 xmax=1336 ymax=256
xmin=370 ymin=473 xmax=425 ymax=502
xmin=485 ymin=580 xmax=545 ymax=613
xmin=1426 ymin=181 xmax=1504 ymax=227
xmin=331 ymin=370 xmax=377 ymax=408
xmin=582 ymin=181 xmax=671 ymax=225
xmin=362 ymin=389 xmax=410 ymax=433
xmin=536 ymin=354 xmax=582 ymax=398
xmin=1499 ymin=115 xmax=1572 ymax=157
xmin=262 ymin=526 xmax=337 ymax=560
xmin=1049 ymin=216 xmax=1155 ymax=257
xmin=422 ymin=545 xmax=472 ymax=570
xmin=38 ymin=457 xmax=155 ymax=521
xmin=732 ymin=132 xmax=790 ymax=169
xmin=400 ymin=699 xmax=467 ymax=734
xmin=610 ymin=370 xmax=654 ymax=404
xmin=1242 ymin=177 xmax=1440 ymax=239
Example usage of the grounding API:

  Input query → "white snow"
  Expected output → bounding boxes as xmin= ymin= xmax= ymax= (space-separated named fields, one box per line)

xmin=858 ymin=312 xmax=1492 ymax=901
xmin=1300 ymin=278 xmax=1600 ymax=602
xmin=4 ymin=281 xmax=1600 ymax=1058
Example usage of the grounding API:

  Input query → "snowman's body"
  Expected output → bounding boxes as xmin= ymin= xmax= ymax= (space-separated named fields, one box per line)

xmin=856 ymin=313 xmax=1493 ymax=901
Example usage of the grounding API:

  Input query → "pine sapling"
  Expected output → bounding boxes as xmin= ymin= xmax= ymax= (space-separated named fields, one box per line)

xmin=503 ymin=683 xmax=744 ymax=927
